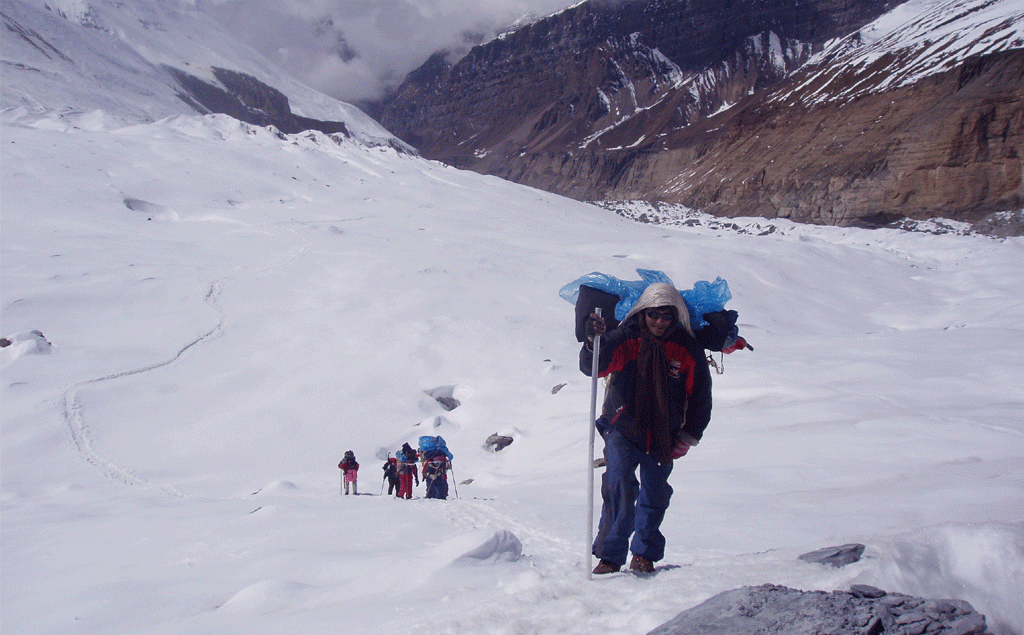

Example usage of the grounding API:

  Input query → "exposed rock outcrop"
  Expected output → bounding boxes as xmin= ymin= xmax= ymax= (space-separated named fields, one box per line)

xmin=647 ymin=584 xmax=990 ymax=635
xmin=798 ymin=543 xmax=866 ymax=568
xmin=371 ymin=0 xmax=891 ymax=165
xmin=484 ymin=434 xmax=514 ymax=452
xmin=167 ymin=66 xmax=351 ymax=136
xmin=605 ymin=47 xmax=1024 ymax=227
xmin=425 ymin=386 xmax=461 ymax=411
xmin=370 ymin=0 xmax=1023 ymax=230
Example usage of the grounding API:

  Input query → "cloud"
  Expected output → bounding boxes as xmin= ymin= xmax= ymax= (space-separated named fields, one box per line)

xmin=197 ymin=0 xmax=580 ymax=103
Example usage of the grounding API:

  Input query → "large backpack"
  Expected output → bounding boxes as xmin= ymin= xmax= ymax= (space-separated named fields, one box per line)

xmin=423 ymin=448 xmax=447 ymax=462
xmin=341 ymin=450 xmax=356 ymax=469
xmin=398 ymin=443 xmax=417 ymax=462
xmin=562 ymin=270 xmax=752 ymax=353
xmin=571 ymin=285 xmax=621 ymax=343
xmin=425 ymin=455 xmax=447 ymax=478
xmin=418 ymin=435 xmax=453 ymax=460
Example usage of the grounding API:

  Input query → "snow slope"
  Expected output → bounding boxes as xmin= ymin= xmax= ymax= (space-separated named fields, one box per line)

xmin=3 ymin=1 xmax=1024 ymax=634
xmin=1 ymin=0 xmax=395 ymax=142
xmin=4 ymin=107 xmax=1024 ymax=635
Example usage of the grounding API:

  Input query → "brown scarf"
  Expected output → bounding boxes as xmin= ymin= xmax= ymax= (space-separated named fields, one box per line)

xmin=633 ymin=320 xmax=675 ymax=464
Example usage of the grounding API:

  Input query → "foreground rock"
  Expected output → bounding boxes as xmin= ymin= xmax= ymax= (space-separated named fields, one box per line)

xmin=648 ymin=584 xmax=989 ymax=635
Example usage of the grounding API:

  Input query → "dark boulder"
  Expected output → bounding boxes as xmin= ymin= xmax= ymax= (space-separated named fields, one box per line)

xmin=484 ymin=434 xmax=514 ymax=452
xmin=436 ymin=396 xmax=461 ymax=411
xmin=166 ymin=66 xmax=350 ymax=136
xmin=647 ymin=584 xmax=990 ymax=635
xmin=797 ymin=543 xmax=866 ymax=568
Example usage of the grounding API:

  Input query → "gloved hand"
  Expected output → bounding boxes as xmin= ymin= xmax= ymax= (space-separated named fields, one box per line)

xmin=670 ymin=438 xmax=690 ymax=459
xmin=586 ymin=313 xmax=607 ymax=340
xmin=721 ymin=335 xmax=751 ymax=354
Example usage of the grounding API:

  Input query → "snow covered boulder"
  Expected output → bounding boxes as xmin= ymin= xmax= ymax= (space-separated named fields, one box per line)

xmin=424 ymin=385 xmax=462 ymax=411
xmin=455 ymin=529 xmax=523 ymax=564
xmin=0 ymin=330 xmax=52 ymax=369
xmin=484 ymin=433 xmax=514 ymax=452
xmin=426 ymin=529 xmax=523 ymax=567
xmin=646 ymin=584 xmax=989 ymax=635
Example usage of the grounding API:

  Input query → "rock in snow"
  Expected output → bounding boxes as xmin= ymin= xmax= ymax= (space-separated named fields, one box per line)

xmin=797 ymin=543 xmax=866 ymax=568
xmin=484 ymin=433 xmax=514 ymax=452
xmin=0 ymin=330 xmax=52 ymax=369
xmin=647 ymin=584 xmax=990 ymax=635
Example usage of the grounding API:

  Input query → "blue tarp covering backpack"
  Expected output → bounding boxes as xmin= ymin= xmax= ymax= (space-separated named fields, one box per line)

xmin=559 ymin=269 xmax=752 ymax=353
xmin=418 ymin=435 xmax=453 ymax=460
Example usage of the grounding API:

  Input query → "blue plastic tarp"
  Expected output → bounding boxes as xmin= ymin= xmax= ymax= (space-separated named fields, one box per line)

xmin=558 ymin=269 xmax=731 ymax=327
xmin=418 ymin=435 xmax=453 ymax=460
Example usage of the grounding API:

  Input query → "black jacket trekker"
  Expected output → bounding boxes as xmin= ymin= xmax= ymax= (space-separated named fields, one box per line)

xmin=581 ymin=298 xmax=712 ymax=456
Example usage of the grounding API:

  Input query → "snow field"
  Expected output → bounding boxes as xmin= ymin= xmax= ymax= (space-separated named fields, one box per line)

xmin=2 ymin=110 xmax=1023 ymax=634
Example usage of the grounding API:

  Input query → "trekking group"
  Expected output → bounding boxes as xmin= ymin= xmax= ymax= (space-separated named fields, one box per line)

xmin=339 ymin=435 xmax=454 ymax=500
xmin=335 ymin=271 xmax=747 ymax=578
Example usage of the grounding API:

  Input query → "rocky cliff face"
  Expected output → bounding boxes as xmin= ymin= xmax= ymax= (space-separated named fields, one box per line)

xmin=370 ymin=0 xmax=1023 ymax=228
xmin=167 ymin=67 xmax=352 ymax=137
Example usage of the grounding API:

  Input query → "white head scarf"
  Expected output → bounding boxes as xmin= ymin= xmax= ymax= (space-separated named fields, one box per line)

xmin=622 ymin=282 xmax=693 ymax=336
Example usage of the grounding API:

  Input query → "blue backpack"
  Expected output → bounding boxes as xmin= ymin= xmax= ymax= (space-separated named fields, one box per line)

xmin=418 ymin=435 xmax=453 ymax=460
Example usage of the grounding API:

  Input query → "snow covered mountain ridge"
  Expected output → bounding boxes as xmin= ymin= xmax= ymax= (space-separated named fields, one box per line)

xmin=774 ymin=0 xmax=1024 ymax=105
xmin=1 ymin=0 xmax=408 ymax=149
xmin=371 ymin=0 xmax=1024 ymax=231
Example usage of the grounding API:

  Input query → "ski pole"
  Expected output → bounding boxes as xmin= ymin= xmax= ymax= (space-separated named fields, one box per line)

xmin=586 ymin=308 xmax=602 ymax=580
xmin=451 ymin=463 xmax=459 ymax=499
xmin=340 ymin=468 xmax=344 ymax=496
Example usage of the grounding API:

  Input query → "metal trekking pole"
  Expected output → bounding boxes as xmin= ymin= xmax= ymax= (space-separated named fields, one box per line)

xmin=450 ymin=462 xmax=459 ymax=499
xmin=586 ymin=308 xmax=602 ymax=580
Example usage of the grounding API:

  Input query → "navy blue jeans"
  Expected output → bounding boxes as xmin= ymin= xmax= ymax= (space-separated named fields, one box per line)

xmin=426 ymin=476 xmax=448 ymax=499
xmin=592 ymin=427 xmax=674 ymax=566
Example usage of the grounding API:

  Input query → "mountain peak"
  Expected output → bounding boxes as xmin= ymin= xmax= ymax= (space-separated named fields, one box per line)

xmin=371 ymin=0 xmax=1023 ymax=229
xmin=1 ymin=0 xmax=405 ymax=149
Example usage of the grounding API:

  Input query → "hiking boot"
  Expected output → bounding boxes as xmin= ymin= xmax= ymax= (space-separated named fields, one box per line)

xmin=592 ymin=559 xmax=621 ymax=574
xmin=629 ymin=555 xmax=655 ymax=573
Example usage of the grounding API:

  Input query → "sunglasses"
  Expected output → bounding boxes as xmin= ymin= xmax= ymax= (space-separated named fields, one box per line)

xmin=645 ymin=309 xmax=675 ymax=322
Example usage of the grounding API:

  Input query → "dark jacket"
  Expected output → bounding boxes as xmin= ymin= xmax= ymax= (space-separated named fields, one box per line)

xmin=581 ymin=315 xmax=712 ymax=450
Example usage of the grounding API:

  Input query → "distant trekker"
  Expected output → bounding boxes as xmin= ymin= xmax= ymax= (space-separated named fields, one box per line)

xmin=338 ymin=450 xmax=359 ymax=495
xmin=422 ymin=452 xmax=451 ymax=499
xmin=396 ymin=443 xmax=419 ymax=499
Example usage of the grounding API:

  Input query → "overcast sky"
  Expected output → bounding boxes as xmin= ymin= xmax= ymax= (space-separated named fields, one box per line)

xmin=197 ymin=0 xmax=581 ymax=103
